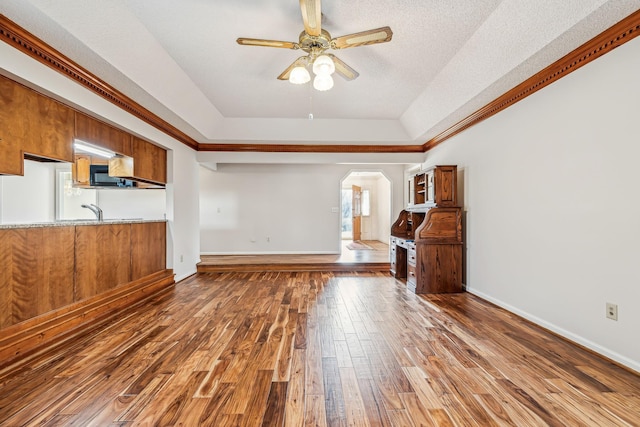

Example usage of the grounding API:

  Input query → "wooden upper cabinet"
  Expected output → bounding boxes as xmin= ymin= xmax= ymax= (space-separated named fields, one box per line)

xmin=433 ymin=165 xmax=457 ymax=207
xmin=0 ymin=76 xmax=26 ymax=175
xmin=131 ymin=136 xmax=167 ymax=184
xmin=25 ymin=90 xmax=74 ymax=162
xmin=0 ymin=75 xmax=74 ymax=175
xmin=75 ymin=112 xmax=132 ymax=156
xmin=411 ymin=165 xmax=457 ymax=208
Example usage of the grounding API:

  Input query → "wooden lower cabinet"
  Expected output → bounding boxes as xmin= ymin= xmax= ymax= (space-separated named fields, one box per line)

xmin=131 ymin=221 xmax=166 ymax=280
xmin=415 ymin=243 xmax=462 ymax=294
xmin=75 ymin=224 xmax=132 ymax=300
xmin=0 ymin=227 xmax=75 ymax=328
xmin=391 ymin=205 xmax=463 ymax=294
xmin=0 ymin=221 xmax=171 ymax=361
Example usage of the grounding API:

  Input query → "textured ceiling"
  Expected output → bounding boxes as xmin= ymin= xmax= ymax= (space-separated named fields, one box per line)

xmin=1 ymin=0 xmax=639 ymax=148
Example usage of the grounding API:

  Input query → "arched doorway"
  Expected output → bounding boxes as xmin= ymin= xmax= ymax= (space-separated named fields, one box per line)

xmin=340 ymin=171 xmax=392 ymax=253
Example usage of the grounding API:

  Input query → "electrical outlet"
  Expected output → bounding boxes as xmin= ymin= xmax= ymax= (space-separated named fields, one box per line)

xmin=266 ymin=237 xmax=270 ymax=242
xmin=606 ymin=303 xmax=618 ymax=321
xmin=180 ymin=254 xmax=184 ymax=263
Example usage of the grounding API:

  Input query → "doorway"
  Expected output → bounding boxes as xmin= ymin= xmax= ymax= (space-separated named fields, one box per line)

xmin=340 ymin=171 xmax=392 ymax=252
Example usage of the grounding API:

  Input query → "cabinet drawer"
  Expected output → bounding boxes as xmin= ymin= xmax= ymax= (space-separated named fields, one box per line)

xmin=408 ymin=246 xmax=417 ymax=266
xmin=407 ymin=264 xmax=417 ymax=285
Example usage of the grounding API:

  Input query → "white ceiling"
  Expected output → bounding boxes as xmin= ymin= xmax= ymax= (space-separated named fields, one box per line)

xmin=1 ymin=0 xmax=639 ymax=148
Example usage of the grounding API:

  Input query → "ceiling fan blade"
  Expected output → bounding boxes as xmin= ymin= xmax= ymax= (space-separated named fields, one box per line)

xmin=277 ymin=56 xmax=309 ymax=80
xmin=328 ymin=54 xmax=359 ymax=81
xmin=331 ymin=26 xmax=393 ymax=49
xmin=300 ymin=0 xmax=321 ymax=36
xmin=236 ymin=38 xmax=298 ymax=49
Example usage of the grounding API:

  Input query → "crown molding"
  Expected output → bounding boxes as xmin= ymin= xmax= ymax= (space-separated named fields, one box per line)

xmin=422 ymin=9 xmax=640 ymax=152
xmin=0 ymin=14 xmax=200 ymax=150
xmin=1 ymin=10 xmax=639 ymax=155
xmin=198 ymin=143 xmax=424 ymax=153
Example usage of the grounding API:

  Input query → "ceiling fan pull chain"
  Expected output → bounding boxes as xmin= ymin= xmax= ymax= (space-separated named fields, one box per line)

xmin=308 ymin=82 xmax=314 ymax=120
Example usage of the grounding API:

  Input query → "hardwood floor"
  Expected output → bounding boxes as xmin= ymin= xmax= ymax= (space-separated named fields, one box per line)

xmin=198 ymin=240 xmax=390 ymax=273
xmin=0 ymin=271 xmax=638 ymax=426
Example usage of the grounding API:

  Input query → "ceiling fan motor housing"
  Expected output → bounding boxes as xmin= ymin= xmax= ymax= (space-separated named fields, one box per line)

xmin=299 ymin=29 xmax=331 ymax=53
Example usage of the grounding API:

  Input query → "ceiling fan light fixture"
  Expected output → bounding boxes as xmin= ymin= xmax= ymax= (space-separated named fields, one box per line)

xmin=313 ymin=74 xmax=334 ymax=91
xmin=312 ymin=54 xmax=335 ymax=76
xmin=289 ymin=66 xmax=311 ymax=84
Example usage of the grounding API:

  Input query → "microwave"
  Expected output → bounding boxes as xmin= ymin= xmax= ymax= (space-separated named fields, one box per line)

xmin=89 ymin=165 xmax=135 ymax=188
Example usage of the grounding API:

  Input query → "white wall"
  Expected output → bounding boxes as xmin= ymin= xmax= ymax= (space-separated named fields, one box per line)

xmin=1 ymin=41 xmax=200 ymax=281
xmin=376 ymin=176 xmax=391 ymax=243
xmin=0 ymin=160 xmax=57 ymax=223
xmin=200 ymin=164 xmax=404 ymax=254
xmin=421 ymin=36 xmax=640 ymax=371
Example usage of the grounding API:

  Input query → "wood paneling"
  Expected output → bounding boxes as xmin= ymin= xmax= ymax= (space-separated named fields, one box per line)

xmin=75 ymin=112 xmax=132 ymax=156
xmin=0 ymin=227 xmax=75 ymax=329
xmin=131 ymin=221 xmax=166 ymax=280
xmin=75 ymin=224 xmax=132 ymax=300
xmin=0 ymin=272 xmax=637 ymax=424
xmin=131 ymin=136 xmax=167 ymax=184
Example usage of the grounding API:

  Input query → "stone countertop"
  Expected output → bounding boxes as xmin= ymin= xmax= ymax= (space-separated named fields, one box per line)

xmin=0 ymin=219 xmax=167 ymax=229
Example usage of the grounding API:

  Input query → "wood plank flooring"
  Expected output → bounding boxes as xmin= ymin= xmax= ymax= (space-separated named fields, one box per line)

xmin=0 ymin=271 xmax=638 ymax=426
xmin=198 ymin=241 xmax=390 ymax=273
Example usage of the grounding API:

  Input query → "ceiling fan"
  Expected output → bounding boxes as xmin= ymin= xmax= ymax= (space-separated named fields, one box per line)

xmin=236 ymin=0 xmax=393 ymax=91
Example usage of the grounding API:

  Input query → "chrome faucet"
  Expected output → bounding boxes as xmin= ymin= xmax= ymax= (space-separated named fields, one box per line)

xmin=81 ymin=204 xmax=103 ymax=221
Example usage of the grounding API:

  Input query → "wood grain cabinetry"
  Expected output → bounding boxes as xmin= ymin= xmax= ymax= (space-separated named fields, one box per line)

xmin=131 ymin=136 xmax=167 ymax=184
xmin=0 ymin=75 xmax=74 ymax=175
xmin=131 ymin=221 xmax=166 ymax=280
xmin=0 ymin=227 xmax=75 ymax=329
xmin=392 ymin=165 xmax=463 ymax=294
xmin=0 ymin=222 xmax=168 ymax=329
xmin=75 ymin=224 xmax=132 ymax=300
xmin=0 ymin=221 xmax=172 ymax=367
xmin=410 ymin=165 xmax=457 ymax=207
xmin=75 ymin=112 xmax=132 ymax=156
xmin=415 ymin=207 xmax=463 ymax=294
xmin=0 ymin=75 xmax=167 ymax=186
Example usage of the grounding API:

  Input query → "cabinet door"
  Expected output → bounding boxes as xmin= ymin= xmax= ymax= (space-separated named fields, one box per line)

xmin=24 ymin=90 xmax=74 ymax=162
xmin=131 ymin=222 xmax=166 ymax=280
xmin=0 ymin=76 xmax=74 ymax=173
xmin=0 ymin=76 xmax=27 ymax=175
xmin=434 ymin=166 xmax=457 ymax=206
xmin=72 ymin=155 xmax=91 ymax=186
xmin=131 ymin=136 xmax=167 ymax=184
xmin=75 ymin=112 xmax=132 ymax=156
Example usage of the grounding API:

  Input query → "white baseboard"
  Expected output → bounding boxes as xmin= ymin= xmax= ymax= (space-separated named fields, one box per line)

xmin=466 ymin=287 xmax=640 ymax=374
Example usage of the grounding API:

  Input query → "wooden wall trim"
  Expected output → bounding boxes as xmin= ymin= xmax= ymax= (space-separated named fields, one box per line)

xmin=198 ymin=143 xmax=424 ymax=153
xmin=0 ymin=270 xmax=175 ymax=375
xmin=2 ymin=11 xmax=639 ymax=155
xmin=422 ymin=9 xmax=640 ymax=152
xmin=0 ymin=15 xmax=199 ymax=151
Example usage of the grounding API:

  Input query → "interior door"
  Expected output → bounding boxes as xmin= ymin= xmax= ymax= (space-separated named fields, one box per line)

xmin=352 ymin=185 xmax=362 ymax=241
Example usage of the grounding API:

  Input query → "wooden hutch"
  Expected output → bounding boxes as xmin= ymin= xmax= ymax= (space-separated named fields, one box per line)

xmin=390 ymin=165 xmax=463 ymax=293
